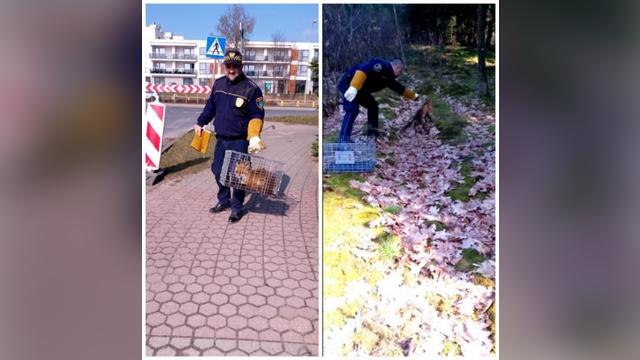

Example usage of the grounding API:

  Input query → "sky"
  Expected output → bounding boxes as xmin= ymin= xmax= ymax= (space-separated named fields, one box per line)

xmin=145 ymin=4 xmax=319 ymax=43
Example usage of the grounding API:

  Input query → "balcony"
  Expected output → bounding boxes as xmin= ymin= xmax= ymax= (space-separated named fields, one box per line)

xmin=151 ymin=68 xmax=196 ymax=76
xmin=150 ymin=53 xmax=197 ymax=60
xmin=244 ymin=55 xmax=269 ymax=62
xmin=271 ymin=55 xmax=290 ymax=62
xmin=245 ymin=70 xmax=287 ymax=78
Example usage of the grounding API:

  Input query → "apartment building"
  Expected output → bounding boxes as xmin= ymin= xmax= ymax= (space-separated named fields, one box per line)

xmin=144 ymin=24 xmax=318 ymax=95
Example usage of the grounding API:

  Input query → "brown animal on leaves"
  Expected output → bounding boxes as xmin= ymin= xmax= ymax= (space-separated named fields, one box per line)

xmin=233 ymin=160 xmax=278 ymax=195
xmin=400 ymin=98 xmax=433 ymax=134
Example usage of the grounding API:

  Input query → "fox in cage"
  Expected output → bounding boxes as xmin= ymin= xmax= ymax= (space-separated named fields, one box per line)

xmin=233 ymin=160 xmax=279 ymax=195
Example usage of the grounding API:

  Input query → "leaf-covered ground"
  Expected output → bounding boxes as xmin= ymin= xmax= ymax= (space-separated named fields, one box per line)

xmin=323 ymin=54 xmax=495 ymax=356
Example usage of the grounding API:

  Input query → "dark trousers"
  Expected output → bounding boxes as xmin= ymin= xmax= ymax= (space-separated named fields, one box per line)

xmin=212 ymin=137 xmax=249 ymax=213
xmin=338 ymin=80 xmax=379 ymax=142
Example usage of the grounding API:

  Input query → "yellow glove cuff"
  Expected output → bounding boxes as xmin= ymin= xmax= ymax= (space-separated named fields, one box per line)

xmin=248 ymin=118 xmax=263 ymax=139
xmin=403 ymin=88 xmax=417 ymax=100
xmin=350 ymin=70 xmax=367 ymax=90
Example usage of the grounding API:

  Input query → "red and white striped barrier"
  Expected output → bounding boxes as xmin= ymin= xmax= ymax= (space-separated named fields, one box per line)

xmin=145 ymin=83 xmax=211 ymax=94
xmin=144 ymin=101 xmax=166 ymax=171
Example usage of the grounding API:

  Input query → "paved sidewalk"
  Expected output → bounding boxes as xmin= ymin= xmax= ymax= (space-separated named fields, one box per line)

xmin=146 ymin=123 xmax=319 ymax=356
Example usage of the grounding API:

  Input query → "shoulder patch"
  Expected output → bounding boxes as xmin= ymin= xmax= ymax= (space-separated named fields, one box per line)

xmin=373 ymin=63 xmax=383 ymax=72
xmin=256 ymin=97 xmax=264 ymax=111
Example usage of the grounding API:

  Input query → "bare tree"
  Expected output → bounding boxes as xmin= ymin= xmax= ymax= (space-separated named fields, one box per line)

xmin=216 ymin=5 xmax=255 ymax=48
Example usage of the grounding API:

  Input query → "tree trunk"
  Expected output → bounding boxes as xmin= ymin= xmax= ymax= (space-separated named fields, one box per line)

xmin=485 ymin=5 xmax=494 ymax=47
xmin=476 ymin=4 xmax=489 ymax=97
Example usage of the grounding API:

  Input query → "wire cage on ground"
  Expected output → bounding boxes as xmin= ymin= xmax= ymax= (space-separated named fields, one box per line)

xmin=323 ymin=140 xmax=377 ymax=173
xmin=221 ymin=150 xmax=285 ymax=196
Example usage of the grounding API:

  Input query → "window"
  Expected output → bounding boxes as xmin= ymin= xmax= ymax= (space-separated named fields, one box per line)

xmin=184 ymin=78 xmax=193 ymax=85
xmin=298 ymin=65 xmax=308 ymax=77
xmin=199 ymin=47 xmax=205 ymax=59
xmin=301 ymin=50 xmax=309 ymax=61
xmin=199 ymin=78 xmax=209 ymax=86
xmin=313 ymin=49 xmax=319 ymax=60
xmin=158 ymin=63 xmax=166 ymax=69
xmin=200 ymin=63 xmax=208 ymax=74
xmin=153 ymin=77 xmax=164 ymax=84
xmin=184 ymin=48 xmax=194 ymax=55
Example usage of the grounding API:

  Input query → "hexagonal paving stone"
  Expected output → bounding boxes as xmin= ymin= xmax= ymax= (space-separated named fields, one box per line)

xmin=194 ymin=326 xmax=215 ymax=338
xmin=185 ymin=283 xmax=203 ymax=294
xmin=172 ymin=325 xmax=193 ymax=337
xmin=238 ymin=327 xmax=259 ymax=340
xmin=170 ymin=336 xmax=191 ymax=349
xmin=223 ymin=268 xmax=239 ymax=277
xmin=267 ymin=295 xmax=285 ymax=307
xmin=247 ymin=316 xmax=269 ymax=331
xmin=256 ymin=286 xmax=275 ymax=297
xmin=275 ymin=287 xmax=293 ymax=297
xmin=272 ymin=270 xmax=287 ymax=280
xmin=173 ymin=291 xmax=191 ymax=304
xmin=248 ymin=294 xmax=266 ymax=306
xmin=215 ymin=339 xmax=237 ymax=352
xmin=147 ymin=312 xmax=166 ymax=326
xmin=268 ymin=317 xmax=289 ymax=333
xmin=286 ymin=296 xmax=306 ymax=309
xmin=282 ymin=279 xmax=298 ymax=289
xmin=203 ymin=283 xmax=221 ymax=294
xmin=259 ymin=328 xmax=281 ymax=342
xmin=259 ymin=304 xmax=278 ymax=319
xmin=238 ymin=303 xmax=259 ymax=318
xmin=150 ymin=324 xmax=171 ymax=336
xmin=167 ymin=283 xmax=185 ymax=293
xmin=261 ymin=341 xmax=284 ymax=355
xmin=180 ymin=274 xmax=196 ymax=284
xmin=290 ymin=317 xmax=313 ymax=334
xmin=166 ymin=313 xmax=186 ymax=327
xmin=192 ymin=292 xmax=209 ymax=305
xmin=193 ymin=338 xmax=215 ymax=351
xmin=148 ymin=336 xmax=169 ymax=348
xmin=238 ymin=340 xmax=260 ymax=353
xmin=278 ymin=306 xmax=297 ymax=320
xmin=231 ymin=276 xmax=248 ymax=286
xmin=227 ymin=315 xmax=248 ymax=330
xmin=207 ymin=314 xmax=227 ymax=329
xmin=187 ymin=314 xmax=207 ymax=328
xmin=199 ymin=303 xmax=217 ymax=316
xmin=214 ymin=275 xmax=231 ymax=285
xmin=191 ymin=266 xmax=206 ymax=276
xmin=221 ymin=284 xmax=238 ymax=296
xmin=239 ymin=285 xmax=257 ymax=296
xmin=196 ymin=274 xmax=213 ymax=285
xmin=219 ymin=303 xmax=237 ymax=317
xmin=180 ymin=347 xmax=201 ymax=356
xmin=292 ymin=287 xmax=312 ymax=299
xmin=247 ymin=276 xmax=263 ymax=287
xmin=179 ymin=301 xmax=198 ymax=316
xmin=210 ymin=293 xmax=228 ymax=306
xmin=229 ymin=293 xmax=248 ymax=306
xmin=160 ymin=301 xmax=180 ymax=315
xmin=239 ymin=269 xmax=255 ymax=278
xmin=282 ymin=329 xmax=304 ymax=343
xmin=155 ymin=291 xmax=172 ymax=303
xmin=155 ymin=346 xmax=176 ymax=356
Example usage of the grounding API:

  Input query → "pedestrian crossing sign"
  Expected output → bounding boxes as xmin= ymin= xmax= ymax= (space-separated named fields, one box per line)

xmin=206 ymin=36 xmax=226 ymax=59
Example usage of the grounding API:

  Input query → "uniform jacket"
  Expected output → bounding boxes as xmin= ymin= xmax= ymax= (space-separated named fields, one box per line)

xmin=340 ymin=58 xmax=406 ymax=95
xmin=197 ymin=73 xmax=265 ymax=138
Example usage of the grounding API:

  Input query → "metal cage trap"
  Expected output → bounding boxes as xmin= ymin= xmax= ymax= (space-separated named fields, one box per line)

xmin=323 ymin=138 xmax=377 ymax=173
xmin=221 ymin=150 xmax=285 ymax=196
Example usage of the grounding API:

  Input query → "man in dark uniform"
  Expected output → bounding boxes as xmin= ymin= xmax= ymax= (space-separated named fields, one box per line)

xmin=194 ymin=49 xmax=266 ymax=223
xmin=338 ymin=58 xmax=421 ymax=142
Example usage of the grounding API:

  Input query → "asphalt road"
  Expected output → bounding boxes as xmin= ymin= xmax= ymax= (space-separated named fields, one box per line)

xmin=162 ymin=105 xmax=317 ymax=140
